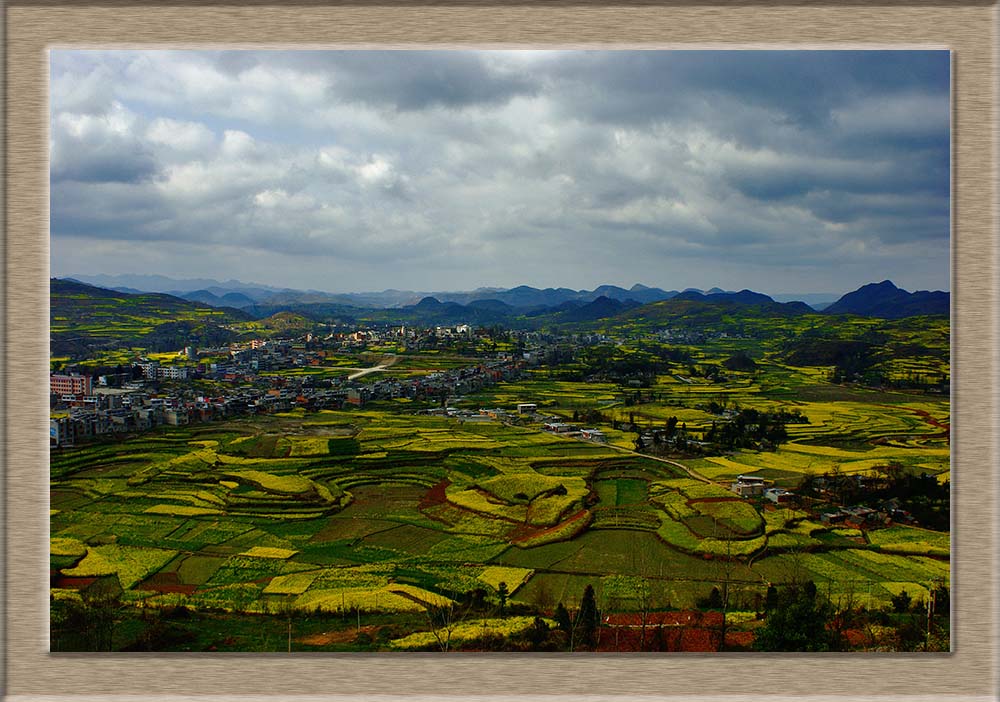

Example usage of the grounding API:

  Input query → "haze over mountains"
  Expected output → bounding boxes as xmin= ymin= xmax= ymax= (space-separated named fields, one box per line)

xmin=68 ymin=273 xmax=842 ymax=310
xmin=61 ymin=275 xmax=949 ymax=324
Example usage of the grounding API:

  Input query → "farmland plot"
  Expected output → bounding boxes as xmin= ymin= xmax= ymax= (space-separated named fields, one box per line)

xmin=51 ymin=378 xmax=949 ymax=645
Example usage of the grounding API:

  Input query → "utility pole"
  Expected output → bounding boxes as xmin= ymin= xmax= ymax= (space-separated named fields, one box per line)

xmin=925 ymin=583 xmax=935 ymax=651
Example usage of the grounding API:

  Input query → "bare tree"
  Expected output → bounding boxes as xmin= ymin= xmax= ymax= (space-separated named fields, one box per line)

xmin=425 ymin=601 xmax=473 ymax=652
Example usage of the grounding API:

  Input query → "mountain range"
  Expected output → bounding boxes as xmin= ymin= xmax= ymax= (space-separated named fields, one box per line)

xmin=56 ymin=276 xmax=949 ymax=332
xmin=66 ymin=274 xmax=824 ymax=312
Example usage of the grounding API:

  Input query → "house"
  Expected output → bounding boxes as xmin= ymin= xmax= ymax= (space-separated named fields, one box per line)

xmin=517 ymin=403 xmax=537 ymax=415
xmin=50 ymin=416 xmax=75 ymax=447
xmin=731 ymin=474 xmax=767 ymax=497
xmin=764 ymin=488 xmax=794 ymax=504
xmin=164 ymin=409 xmax=190 ymax=426
xmin=580 ymin=428 xmax=607 ymax=443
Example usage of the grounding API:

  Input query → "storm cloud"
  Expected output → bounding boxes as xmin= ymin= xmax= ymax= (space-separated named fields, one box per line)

xmin=50 ymin=50 xmax=950 ymax=295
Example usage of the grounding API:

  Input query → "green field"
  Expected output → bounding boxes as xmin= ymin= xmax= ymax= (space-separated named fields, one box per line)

xmin=52 ymin=397 xmax=948 ymax=624
xmin=50 ymin=299 xmax=950 ymax=651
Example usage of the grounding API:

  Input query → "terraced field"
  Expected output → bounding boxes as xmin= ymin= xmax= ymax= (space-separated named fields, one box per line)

xmin=52 ymin=387 xmax=949 ymax=623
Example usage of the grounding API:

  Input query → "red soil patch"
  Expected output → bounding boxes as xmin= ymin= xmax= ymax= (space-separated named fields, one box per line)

xmin=591 ymin=611 xmax=759 ymax=651
xmin=419 ymin=479 xmax=450 ymax=510
xmin=54 ymin=576 xmax=99 ymax=589
xmin=510 ymin=508 xmax=590 ymax=544
xmin=591 ymin=624 xmax=753 ymax=652
xmin=605 ymin=610 xmax=724 ymax=627
xmin=136 ymin=571 xmax=198 ymax=595
xmin=912 ymin=408 xmax=950 ymax=439
xmin=876 ymin=405 xmax=950 ymax=442
xmin=299 ymin=625 xmax=379 ymax=646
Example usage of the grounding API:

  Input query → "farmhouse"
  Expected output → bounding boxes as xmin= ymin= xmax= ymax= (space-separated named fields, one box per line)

xmin=764 ymin=487 xmax=794 ymax=504
xmin=517 ymin=403 xmax=537 ymax=415
xmin=731 ymin=474 xmax=767 ymax=497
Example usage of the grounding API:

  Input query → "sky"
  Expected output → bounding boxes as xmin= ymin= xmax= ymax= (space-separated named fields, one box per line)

xmin=49 ymin=50 xmax=951 ymax=296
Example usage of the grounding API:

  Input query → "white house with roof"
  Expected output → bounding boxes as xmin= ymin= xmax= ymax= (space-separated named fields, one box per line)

xmin=731 ymin=474 xmax=768 ymax=497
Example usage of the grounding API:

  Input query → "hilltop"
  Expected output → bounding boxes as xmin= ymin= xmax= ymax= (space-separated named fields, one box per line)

xmin=50 ymin=279 xmax=251 ymax=358
xmin=824 ymin=280 xmax=950 ymax=319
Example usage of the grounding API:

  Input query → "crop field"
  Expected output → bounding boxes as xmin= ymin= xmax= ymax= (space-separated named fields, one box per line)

xmin=51 ymin=345 xmax=949 ymax=649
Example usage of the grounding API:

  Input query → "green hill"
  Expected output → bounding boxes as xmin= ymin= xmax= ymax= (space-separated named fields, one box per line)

xmin=50 ymin=278 xmax=251 ymax=357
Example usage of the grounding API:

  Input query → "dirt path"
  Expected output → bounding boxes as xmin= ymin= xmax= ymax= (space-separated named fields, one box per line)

xmin=601 ymin=442 xmax=717 ymax=485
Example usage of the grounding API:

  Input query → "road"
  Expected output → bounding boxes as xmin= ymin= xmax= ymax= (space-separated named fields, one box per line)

xmin=345 ymin=354 xmax=399 ymax=381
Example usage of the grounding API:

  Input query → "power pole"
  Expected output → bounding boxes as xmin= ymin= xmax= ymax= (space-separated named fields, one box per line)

xmin=925 ymin=584 xmax=935 ymax=651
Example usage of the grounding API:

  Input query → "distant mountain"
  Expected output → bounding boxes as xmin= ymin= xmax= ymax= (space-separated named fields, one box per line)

xmin=591 ymin=284 xmax=677 ymax=305
xmin=220 ymin=292 xmax=257 ymax=308
xmin=628 ymin=284 xmax=680 ymax=304
xmin=63 ymin=276 xmax=679 ymax=310
xmin=255 ymin=290 xmax=360 ymax=307
xmin=455 ymin=284 xmax=675 ymax=309
xmin=824 ymin=281 xmax=950 ymax=319
xmin=361 ymin=296 xmax=512 ymax=326
xmin=674 ymin=289 xmax=775 ymax=306
xmin=489 ymin=285 xmax=584 ymax=309
xmin=466 ymin=298 xmax=515 ymax=313
xmin=554 ymin=296 xmax=642 ymax=323
xmin=65 ymin=274 xmax=945 ymax=322
xmin=67 ymin=273 xmax=287 ymax=298
xmin=610 ymin=288 xmax=813 ymax=329
xmin=178 ymin=289 xmax=258 ymax=308
xmin=771 ymin=293 xmax=838 ymax=309
xmin=181 ymin=289 xmax=223 ymax=305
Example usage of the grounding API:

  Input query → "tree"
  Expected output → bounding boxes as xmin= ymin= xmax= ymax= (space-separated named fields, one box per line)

xmin=764 ymin=584 xmax=779 ymax=612
xmin=425 ymin=602 xmax=466 ymax=652
xmin=703 ymin=586 xmax=723 ymax=609
xmin=891 ymin=589 xmax=912 ymax=614
xmin=576 ymin=585 xmax=600 ymax=650
xmin=753 ymin=581 xmax=842 ymax=652
xmin=496 ymin=582 xmax=509 ymax=617
xmin=525 ymin=617 xmax=550 ymax=650
xmin=554 ymin=602 xmax=575 ymax=651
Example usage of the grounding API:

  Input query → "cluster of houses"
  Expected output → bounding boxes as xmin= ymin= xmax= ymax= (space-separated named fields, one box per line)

xmin=820 ymin=501 xmax=915 ymax=528
xmin=50 ymin=339 xmax=525 ymax=447
xmin=728 ymin=474 xmax=917 ymax=529
xmin=729 ymin=475 xmax=795 ymax=504
xmin=541 ymin=421 xmax=608 ymax=443
xmin=654 ymin=328 xmax=746 ymax=344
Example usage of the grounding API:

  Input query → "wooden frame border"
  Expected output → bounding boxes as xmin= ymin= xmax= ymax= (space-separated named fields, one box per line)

xmin=4 ymin=3 xmax=998 ymax=700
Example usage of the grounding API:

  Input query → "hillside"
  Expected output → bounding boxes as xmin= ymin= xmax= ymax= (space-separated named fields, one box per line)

xmin=252 ymin=311 xmax=319 ymax=334
xmin=50 ymin=278 xmax=251 ymax=357
xmin=604 ymin=292 xmax=813 ymax=331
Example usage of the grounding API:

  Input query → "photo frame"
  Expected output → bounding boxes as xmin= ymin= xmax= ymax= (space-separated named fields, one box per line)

xmin=4 ymin=1 xmax=997 ymax=700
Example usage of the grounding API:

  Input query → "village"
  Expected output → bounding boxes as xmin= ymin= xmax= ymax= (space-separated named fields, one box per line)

xmin=50 ymin=320 xmax=936 ymax=541
xmin=49 ymin=327 xmax=528 ymax=447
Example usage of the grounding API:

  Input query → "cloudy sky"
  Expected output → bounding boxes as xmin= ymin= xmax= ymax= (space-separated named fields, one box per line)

xmin=50 ymin=50 xmax=950 ymax=295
